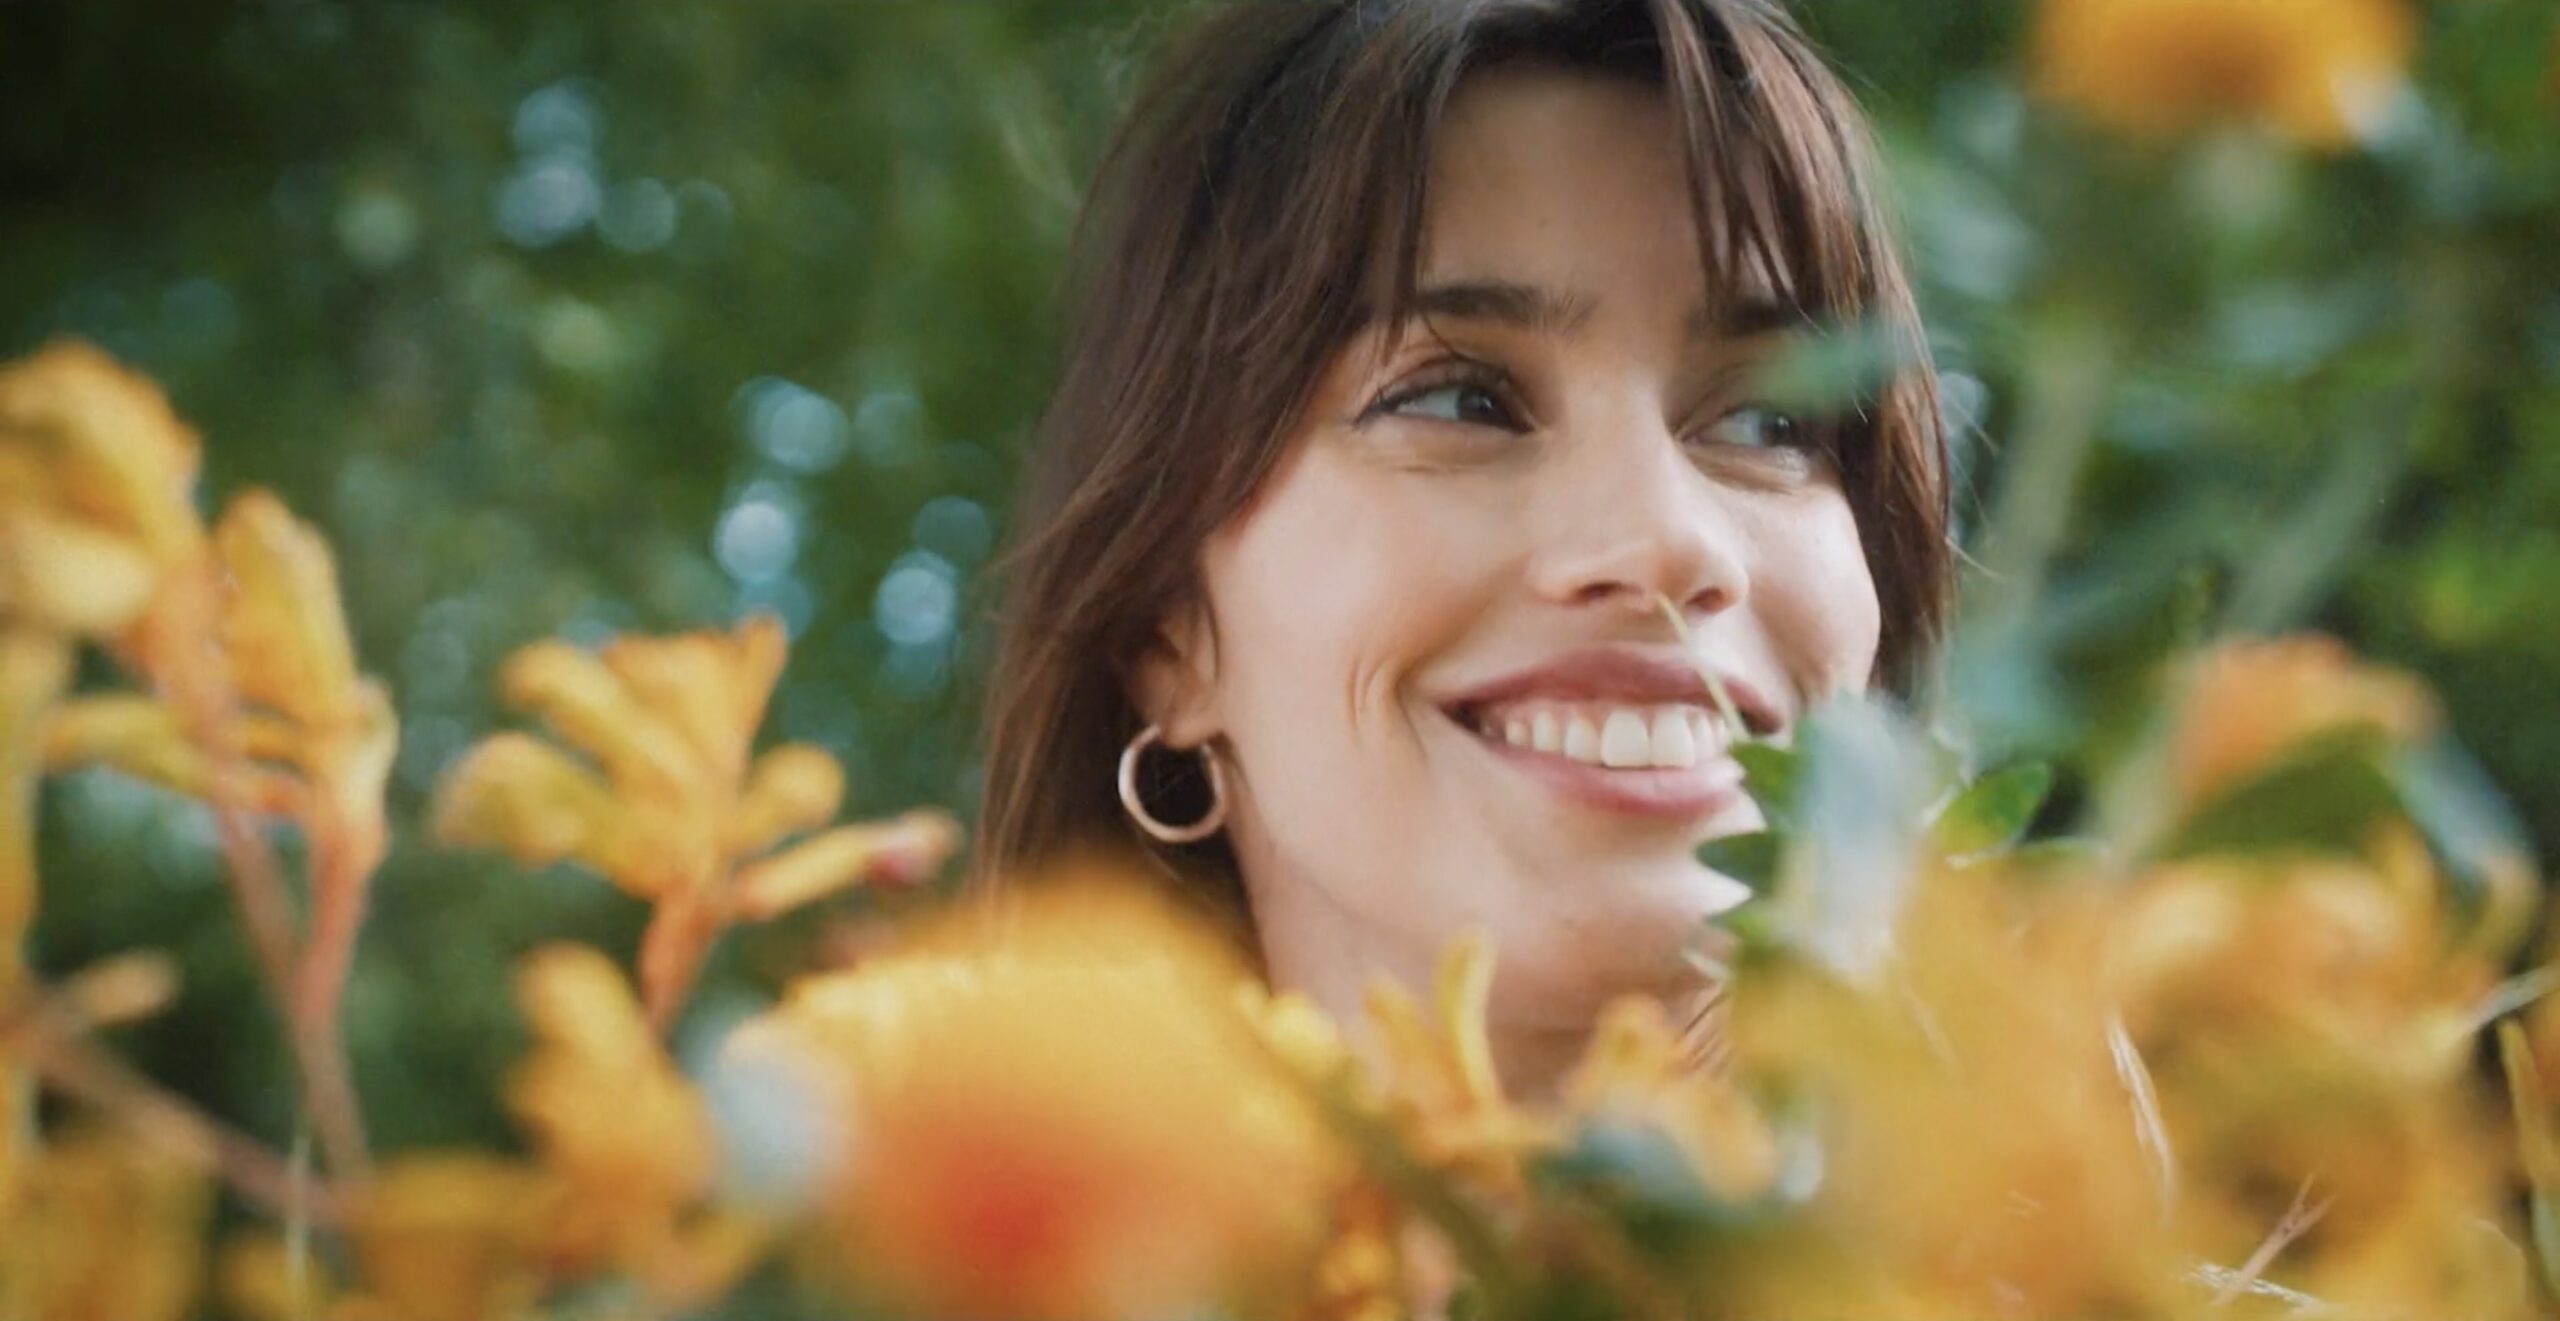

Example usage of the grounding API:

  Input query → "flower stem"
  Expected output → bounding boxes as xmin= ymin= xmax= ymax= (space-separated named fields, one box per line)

xmin=0 ymin=627 xmax=72 ymax=1321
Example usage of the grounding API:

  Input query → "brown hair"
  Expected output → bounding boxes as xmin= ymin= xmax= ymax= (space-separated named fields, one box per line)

xmin=979 ymin=0 xmax=1950 ymax=900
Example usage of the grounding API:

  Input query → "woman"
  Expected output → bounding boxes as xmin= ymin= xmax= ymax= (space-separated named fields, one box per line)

xmin=982 ymin=0 xmax=1949 ymax=1096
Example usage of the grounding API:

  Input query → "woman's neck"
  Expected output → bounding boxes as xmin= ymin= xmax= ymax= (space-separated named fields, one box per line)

xmin=1247 ymin=876 xmax=1634 ymax=1104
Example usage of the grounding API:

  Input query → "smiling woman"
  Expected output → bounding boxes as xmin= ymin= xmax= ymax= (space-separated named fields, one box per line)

xmin=980 ymin=0 xmax=1950 ymax=1095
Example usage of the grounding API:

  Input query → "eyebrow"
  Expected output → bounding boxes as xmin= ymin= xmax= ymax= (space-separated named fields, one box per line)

xmin=1361 ymin=278 xmax=1806 ymax=343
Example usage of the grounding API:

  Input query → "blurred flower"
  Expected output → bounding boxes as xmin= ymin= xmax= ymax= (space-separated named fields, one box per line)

xmin=434 ymin=615 xmax=959 ymax=1024
xmin=0 ymin=340 xmax=203 ymax=640
xmin=238 ymin=1152 xmax=554 ymax=1321
xmin=2109 ymin=828 xmax=2490 ymax=1075
xmin=34 ymin=489 xmax=394 ymax=1176
xmin=729 ymin=875 xmax=1336 ymax=1320
xmin=219 ymin=949 xmax=761 ymax=1321
xmin=505 ymin=942 xmax=718 ymax=1272
xmin=2031 ymin=0 xmax=2414 ymax=149
xmin=1560 ymin=996 xmax=1779 ymax=1204
xmin=2167 ymin=633 xmax=2435 ymax=810
xmin=1730 ymin=864 xmax=2185 ymax=1317
xmin=0 ymin=1119 xmax=210 ymax=1321
xmin=2108 ymin=836 xmax=2523 ymax=1315
xmin=1297 ymin=1182 xmax=1407 ymax=1321
xmin=1360 ymin=933 xmax=1554 ymax=1191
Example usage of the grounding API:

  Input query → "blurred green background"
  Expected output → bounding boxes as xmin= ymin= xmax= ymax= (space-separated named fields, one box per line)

xmin=4 ymin=0 xmax=2556 ymax=1175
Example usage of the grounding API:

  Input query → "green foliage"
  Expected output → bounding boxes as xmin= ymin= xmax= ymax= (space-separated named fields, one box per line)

xmin=2159 ymin=730 xmax=2405 ymax=862
xmin=1929 ymin=758 xmax=2055 ymax=858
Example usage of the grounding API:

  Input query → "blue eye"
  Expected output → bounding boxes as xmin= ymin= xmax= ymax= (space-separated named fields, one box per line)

xmin=1700 ymin=406 xmax=1805 ymax=449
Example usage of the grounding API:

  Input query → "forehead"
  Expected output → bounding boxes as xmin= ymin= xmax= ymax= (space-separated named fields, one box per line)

xmin=1397 ymin=63 xmax=1776 ymax=326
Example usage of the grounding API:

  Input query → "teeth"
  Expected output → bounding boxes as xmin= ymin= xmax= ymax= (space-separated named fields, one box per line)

xmin=1563 ymin=715 xmax=1602 ymax=763
xmin=1599 ymin=710 xmax=1651 ymax=768
xmin=1648 ymin=707 xmax=1697 ymax=769
xmin=1476 ymin=701 xmax=1729 ymax=770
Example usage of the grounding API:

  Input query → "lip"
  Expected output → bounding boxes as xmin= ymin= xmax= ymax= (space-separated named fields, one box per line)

xmin=1467 ymin=729 xmax=1751 ymax=820
xmin=1441 ymin=646 xmax=1786 ymax=738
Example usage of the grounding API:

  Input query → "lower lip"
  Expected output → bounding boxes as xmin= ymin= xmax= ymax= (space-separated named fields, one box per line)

xmin=1456 ymin=717 xmax=1749 ymax=821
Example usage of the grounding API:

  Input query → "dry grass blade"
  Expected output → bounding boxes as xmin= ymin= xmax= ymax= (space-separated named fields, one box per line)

xmin=2209 ymin=1175 xmax=2333 ymax=1309
xmin=2107 ymin=1012 xmax=2176 ymax=1219
xmin=1653 ymin=595 xmax=1750 ymax=742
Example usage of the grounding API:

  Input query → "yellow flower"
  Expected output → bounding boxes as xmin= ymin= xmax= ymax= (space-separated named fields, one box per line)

xmin=434 ymin=616 xmax=960 ymax=1024
xmin=218 ymin=951 xmax=758 ymax=1321
xmin=2094 ymin=832 xmax=2522 ymax=1314
xmin=2108 ymin=833 xmax=2492 ymax=1076
xmin=1358 ymin=933 xmax=1554 ymax=1190
xmin=1561 ymin=996 xmax=1779 ymax=1204
xmin=341 ymin=1153 xmax=553 ymax=1321
xmin=729 ymin=874 xmax=1336 ymax=1320
xmin=0 ymin=1119 xmax=211 ymax=1321
xmin=1730 ymin=864 xmax=2184 ymax=1317
xmin=505 ymin=942 xmax=717 ymax=1272
xmin=0 ymin=341 xmax=203 ymax=640
xmin=2031 ymin=0 xmax=2415 ymax=149
xmin=2167 ymin=633 xmax=2435 ymax=811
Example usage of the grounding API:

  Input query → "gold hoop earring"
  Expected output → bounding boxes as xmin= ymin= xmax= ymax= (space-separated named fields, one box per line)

xmin=1117 ymin=723 xmax=1228 ymax=844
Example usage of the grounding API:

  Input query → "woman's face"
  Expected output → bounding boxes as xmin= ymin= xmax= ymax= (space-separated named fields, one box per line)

xmin=1149 ymin=66 xmax=1882 ymax=1031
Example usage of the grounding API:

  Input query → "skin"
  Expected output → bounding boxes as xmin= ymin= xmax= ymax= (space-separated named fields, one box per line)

xmin=1142 ymin=65 xmax=1883 ymax=1096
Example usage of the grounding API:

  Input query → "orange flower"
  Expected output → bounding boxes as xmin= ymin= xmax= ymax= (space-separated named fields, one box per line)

xmin=505 ymin=942 xmax=719 ymax=1272
xmin=1730 ymin=864 xmax=2184 ymax=1317
xmin=0 ymin=341 xmax=212 ymax=1183
xmin=220 ymin=950 xmax=759 ymax=1321
xmin=729 ymin=876 xmax=1336 ymax=1320
xmin=1560 ymin=996 xmax=1779 ymax=1204
xmin=2105 ymin=834 xmax=2525 ymax=1313
xmin=0 ymin=341 xmax=203 ymax=640
xmin=2031 ymin=0 xmax=2414 ymax=149
xmin=434 ymin=616 xmax=959 ymax=1024
xmin=2108 ymin=830 xmax=2492 ymax=1073
xmin=32 ymin=489 xmax=394 ymax=1175
xmin=0 ymin=1119 xmax=210 ymax=1321
xmin=1358 ymin=934 xmax=1554 ymax=1191
xmin=2167 ymin=633 xmax=2435 ymax=810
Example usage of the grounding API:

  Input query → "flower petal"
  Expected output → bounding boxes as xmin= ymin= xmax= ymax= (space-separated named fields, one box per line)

xmin=728 ymin=743 xmax=846 ymax=857
xmin=500 ymin=641 xmax=698 ymax=798
xmin=213 ymin=490 xmax=361 ymax=729
xmin=730 ymin=810 xmax=959 ymax=922
xmin=430 ymin=732 xmax=646 ymax=888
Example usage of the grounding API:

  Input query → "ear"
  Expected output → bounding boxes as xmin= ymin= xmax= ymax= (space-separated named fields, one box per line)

xmin=1129 ymin=597 xmax=1222 ymax=748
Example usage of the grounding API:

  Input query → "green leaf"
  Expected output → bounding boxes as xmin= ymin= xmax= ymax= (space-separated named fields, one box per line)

xmin=1732 ymin=742 xmax=1801 ymax=828
xmin=1698 ymin=830 xmax=1783 ymax=893
xmin=1928 ymin=759 xmax=2054 ymax=858
xmin=2005 ymin=837 xmax=2104 ymax=873
xmin=2157 ymin=729 xmax=2402 ymax=862
xmin=2391 ymin=736 xmax=2537 ymax=944
xmin=1747 ymin=318 xmax=1908 ymax=416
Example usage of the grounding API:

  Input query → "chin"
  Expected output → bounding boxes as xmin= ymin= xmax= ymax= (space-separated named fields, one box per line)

xmin=1473 ymin=851 xmax=1745 ymax=1012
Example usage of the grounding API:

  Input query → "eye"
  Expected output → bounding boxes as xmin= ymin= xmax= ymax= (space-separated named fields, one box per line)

xmin=1697 ymin=405 xmax=1808 ymax=450
xmin=1368 ymin=368 xmax=1524 ymax=431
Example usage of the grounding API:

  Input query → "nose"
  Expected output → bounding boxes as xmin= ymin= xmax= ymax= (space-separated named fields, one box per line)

xmin=1526 ymin=419 xmax=1749 ymax=623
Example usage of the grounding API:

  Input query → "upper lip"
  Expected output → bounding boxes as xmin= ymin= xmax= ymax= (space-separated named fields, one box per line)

xmin=1442 ymin=647 xmax=1786 ymax=738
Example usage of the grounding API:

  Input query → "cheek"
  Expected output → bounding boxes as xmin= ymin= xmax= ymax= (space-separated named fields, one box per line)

xmin=1749 ymin=491 xmax=1882 ymax=694
xmin=1197 ymin=449 xmax=1500 ymax=799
